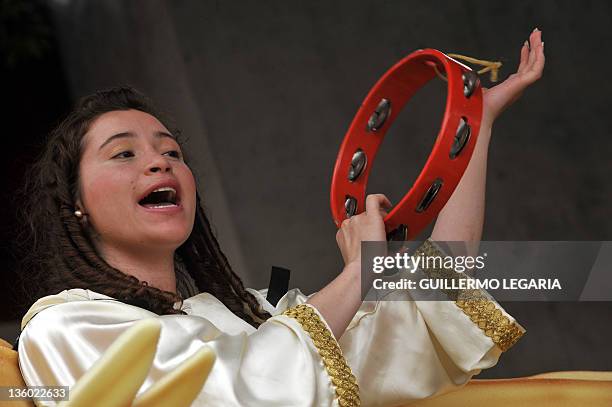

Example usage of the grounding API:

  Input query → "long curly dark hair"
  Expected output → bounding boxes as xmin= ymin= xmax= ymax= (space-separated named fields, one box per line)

xmin=17 ymin=86 xmax=271 ymax=327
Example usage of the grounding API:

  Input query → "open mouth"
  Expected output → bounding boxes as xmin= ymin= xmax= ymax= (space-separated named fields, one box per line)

xmin=138 ymin=187 xmax=180 ymax=209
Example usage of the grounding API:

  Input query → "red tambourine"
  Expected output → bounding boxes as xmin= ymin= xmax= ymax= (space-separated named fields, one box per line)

xmin=330 ymin=48 xmax=483 ymax=240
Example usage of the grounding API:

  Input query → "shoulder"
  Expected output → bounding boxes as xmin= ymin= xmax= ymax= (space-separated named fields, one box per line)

xmin=20 ymin=288 xmax=153 ymax=332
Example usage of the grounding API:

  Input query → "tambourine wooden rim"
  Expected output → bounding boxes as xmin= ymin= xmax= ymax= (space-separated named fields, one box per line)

xmin=330 ymin=48 xmax=483 ymax=240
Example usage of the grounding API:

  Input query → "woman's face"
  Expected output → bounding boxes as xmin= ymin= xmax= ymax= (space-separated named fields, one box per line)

xmin=78 ymin=109 xmax=197 ymax=254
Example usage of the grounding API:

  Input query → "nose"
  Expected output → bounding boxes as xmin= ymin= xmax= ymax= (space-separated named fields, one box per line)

xmin=145 ymin=153 xmax=172 ymax=174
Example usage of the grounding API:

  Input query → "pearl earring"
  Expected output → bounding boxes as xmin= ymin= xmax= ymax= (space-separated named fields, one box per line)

xmin=74 ymin=210 xmax=84 ymax=218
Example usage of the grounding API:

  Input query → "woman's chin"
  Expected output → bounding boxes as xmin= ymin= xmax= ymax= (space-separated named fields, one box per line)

xmin=139 ymin=227 xmax=192 ymax=249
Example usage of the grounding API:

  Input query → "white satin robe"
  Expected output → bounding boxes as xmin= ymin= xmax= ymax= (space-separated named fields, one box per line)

xmin=18 ymin=240 xmax=525 ymax=407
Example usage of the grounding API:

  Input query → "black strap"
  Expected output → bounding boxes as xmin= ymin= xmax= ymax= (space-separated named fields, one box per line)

xmin=266 ymin=266 xmax=290 ymax=307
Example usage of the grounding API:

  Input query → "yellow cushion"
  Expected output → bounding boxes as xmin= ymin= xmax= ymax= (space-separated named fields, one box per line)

xmin=0 ymin=345 xmax=34 ymax=407
xmin=407 ymin=374 xmax=612 ymax=407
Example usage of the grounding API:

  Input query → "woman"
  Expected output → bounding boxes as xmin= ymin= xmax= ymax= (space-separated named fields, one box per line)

xmin=17 ymin=29 xmax=544 ymax=406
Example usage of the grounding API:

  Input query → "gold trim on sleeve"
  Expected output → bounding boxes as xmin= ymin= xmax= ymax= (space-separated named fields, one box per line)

xmin=415 ymin=239 xmax=525 ymax=352
xmin=283 ymin=304 xmax=360 ymax=407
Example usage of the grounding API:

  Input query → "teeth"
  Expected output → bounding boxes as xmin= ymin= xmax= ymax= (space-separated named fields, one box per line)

xmin=152 ymin=187 xmax=176 ymax=193
xmin=149 ymin=203 xmax=177 ymax=209
xmin=139 ymin=186 xmax=178 ymax=207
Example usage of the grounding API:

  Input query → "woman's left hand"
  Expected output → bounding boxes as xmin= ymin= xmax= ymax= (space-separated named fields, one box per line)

xmin=481 ymin=28 xmax=545 ymax=127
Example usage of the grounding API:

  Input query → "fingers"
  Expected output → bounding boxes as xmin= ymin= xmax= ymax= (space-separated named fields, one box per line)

xmin=526 ymin=28 xmax=545 ymax=81
xmin=341 ymin=194 xmax=391 ymax=226
xmin=517 ymin=40 xmax=530 ymax=74
xmin=365 ymin=193 xmax=392 ymax=216
xmin=527 ymin=28 xmax=541 ymax=68
xmin=530 ymin=34 xmax=545 ymax=79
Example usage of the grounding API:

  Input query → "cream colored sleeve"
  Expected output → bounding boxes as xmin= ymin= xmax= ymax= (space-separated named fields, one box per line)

xmin=337 ymin=239 xmax=525 ymax=406
xmin=18 ymin=298 xmax=354 ymax=406
xmin=254 ymin=239 xmax=525 ymax=407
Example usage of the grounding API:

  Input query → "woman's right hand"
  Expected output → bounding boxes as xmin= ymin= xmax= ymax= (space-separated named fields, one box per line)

xmin=335 ymin=194 xmax=392 ymax=268
xmin=308 ymin=193 xmax=392 ymax=339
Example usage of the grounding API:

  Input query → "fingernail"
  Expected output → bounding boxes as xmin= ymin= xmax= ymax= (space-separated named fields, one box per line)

xmin=533 ymin=27 xmax=539 ymax=32
xmin=524 ymin=40 xmax=529 ymax=48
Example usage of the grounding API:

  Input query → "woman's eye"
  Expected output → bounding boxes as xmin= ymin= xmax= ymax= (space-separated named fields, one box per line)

xmin=164 ymin=150 xmax=182 ymax=159
xmin=113 ymin=151 xmax=134 ymax=159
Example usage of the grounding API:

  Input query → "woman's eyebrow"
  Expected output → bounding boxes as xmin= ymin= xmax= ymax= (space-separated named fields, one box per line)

xmin=98 ymin=132 xmax=134 ymax=151
xmin=155 ymin=131 xmax=177 ymax=141
xmin=98 ymin=131 xmax=175 ymax=151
